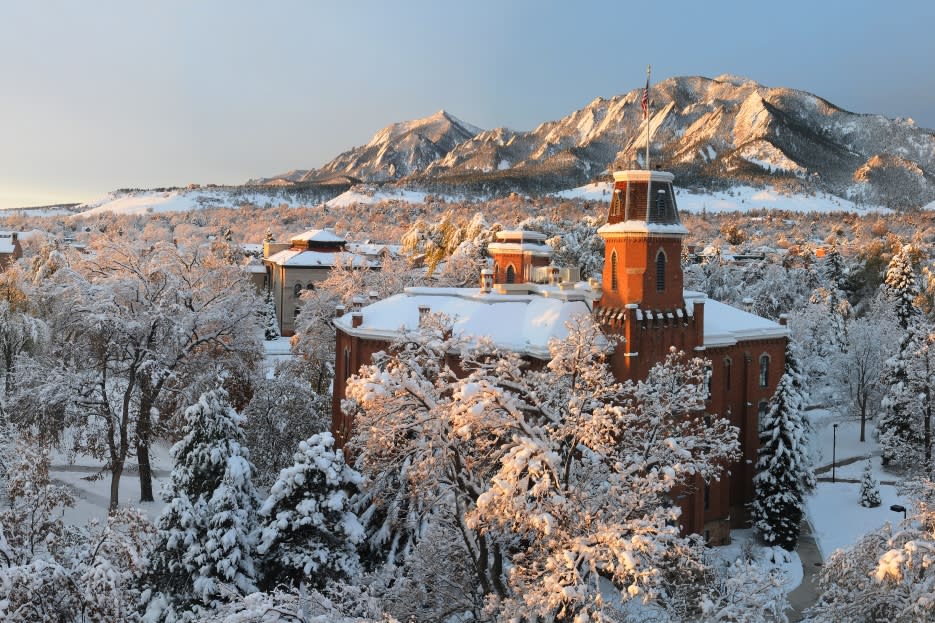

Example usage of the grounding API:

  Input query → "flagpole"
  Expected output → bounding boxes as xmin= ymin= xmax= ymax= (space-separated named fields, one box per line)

xmin=645 ymin=64 xmax=651 ymax=171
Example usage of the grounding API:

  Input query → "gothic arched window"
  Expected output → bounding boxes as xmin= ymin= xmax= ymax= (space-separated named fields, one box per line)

xmin=656 ymin=250 xmax=666 ymax=292
xmin=610 ymin=251 xmax=618 ymax=291
xmin=506 ymin=264 xmax=516 ymax=284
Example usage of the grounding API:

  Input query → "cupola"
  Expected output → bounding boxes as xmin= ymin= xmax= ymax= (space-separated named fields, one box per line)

xmin=598 ymin=169 xmax=687 ymax=309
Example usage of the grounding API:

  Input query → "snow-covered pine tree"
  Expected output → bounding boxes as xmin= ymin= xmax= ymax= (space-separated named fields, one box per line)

xmin=753 ymin=343 xmax=815 ymax=550
xmin=878 ymin=321 xmax=930 ymax=468
xmin=859 ymin=460 xmax=881 ymax=508
xmin=256 ymin=432 xmax=363 ymax=590
xmin=884 ymin=243 xmax=921 ymax=330
xmin=821 ymin=245 xmax=848 ymax=293
xmin=263 ymin=288 xmax=280 ymax=341
xmin=142 ymin=388 xmax=258 ymax=621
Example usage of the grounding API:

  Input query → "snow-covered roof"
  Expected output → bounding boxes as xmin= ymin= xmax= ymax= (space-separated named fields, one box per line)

xmin=685 ymin=290 xmax=789 ymax=347
xmin=598 ymin=221 xmax=689 ymax=236
xmin=335 ymin=286 xmax=598 ymax=358
xmin=495 ymin=230 xmax=548 ymax=242
xmin=487 ymin=241 xmax=552 ymax=256
xmin=265 ymin=249 xmax=377 ymax=268
xmin=289 ymin=228 xmax=345 ymax=244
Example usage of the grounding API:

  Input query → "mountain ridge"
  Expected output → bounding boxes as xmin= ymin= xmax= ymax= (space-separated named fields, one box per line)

xmin=254 ymin=75 xmax=935 ymax=209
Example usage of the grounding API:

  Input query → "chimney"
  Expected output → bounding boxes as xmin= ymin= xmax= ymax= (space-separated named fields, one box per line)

xmin=480 ymin=269 xmax=493 ymax=293
xmin=779 ymin=313 xmax=788 ymax=326
xmin=418 ymin=304 xmax=431 ymax=326
xmin=742 ymin=297 xmax=754 ymax=313
xmin=351 ymin=313 xmax=363 ymax=328
xmin=693 ymin=299 xmax=705 ymax=347
xmin=334 ymin=304 xmax=346 ymax=318
xmin=351 ymin=296 xmax=365 ymax=312
xmin=368 ymin=290 xmax=379 ymax=302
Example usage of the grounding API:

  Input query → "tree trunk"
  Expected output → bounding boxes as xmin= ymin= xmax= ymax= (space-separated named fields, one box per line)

xmin=137 ymin=390 xmax=155 ymax=503
xmin=110 ymin=461 xmax=123 ymax=512
xmin=860 ymin=398 xmax=867 ymax=443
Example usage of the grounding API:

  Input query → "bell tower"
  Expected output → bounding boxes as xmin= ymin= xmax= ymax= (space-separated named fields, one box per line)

xmin=598 ymin=169 xmax=687 ymax=310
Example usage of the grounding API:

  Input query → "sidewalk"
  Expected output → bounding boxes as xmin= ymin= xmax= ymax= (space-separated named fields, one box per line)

xmin=787 ymin=518 xmax=822 ymax=621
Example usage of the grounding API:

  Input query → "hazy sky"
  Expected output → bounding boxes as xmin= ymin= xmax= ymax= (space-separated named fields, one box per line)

xmin=2 ymin=0 xmax=933 ymax=208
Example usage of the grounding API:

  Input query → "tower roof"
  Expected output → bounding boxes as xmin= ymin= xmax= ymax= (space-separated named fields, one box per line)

xmin=600 ymin=168 xmax=685 ymax=234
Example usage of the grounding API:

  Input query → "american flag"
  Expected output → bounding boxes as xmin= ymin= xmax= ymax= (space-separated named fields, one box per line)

xmin=641 ymin=76 xmax=649 ymax=119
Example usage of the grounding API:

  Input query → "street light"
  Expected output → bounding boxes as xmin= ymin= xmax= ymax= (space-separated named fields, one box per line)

xmin=832 ymin=423 xmax=839 ymax=484
xmin=890 ymin=504 xmax=907 ymax=520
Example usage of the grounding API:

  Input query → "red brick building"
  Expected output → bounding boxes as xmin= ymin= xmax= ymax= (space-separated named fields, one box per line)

xmin=332 ymin=168 xmax=787 ymax=544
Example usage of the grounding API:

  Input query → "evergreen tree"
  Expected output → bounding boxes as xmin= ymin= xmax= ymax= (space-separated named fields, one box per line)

xmin=256 ymin=432 xmax=363 ymax=590
xmin=884 ymin=243 xmax=921 ymax=330
xmin=753 ymin=344 xmax=815 ymax=550
xmin=859 ymin=460 xmax=881 ymax=508
xmin=263 ymin=288 xmax=280 ymax=341
xmin=879 ymin=322 xmax=935 ymax=468
xmin=142 ymin=388 xmax=258 ymax=621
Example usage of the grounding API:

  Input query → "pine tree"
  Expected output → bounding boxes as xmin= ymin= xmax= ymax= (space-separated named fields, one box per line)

xmin=142 ymin=388 xmax=258 ymax=621
xmin=263 ymin=288 xmax=280 ymax=341
xmin=753 ymin=344 xmax=815 ymax=550
xmin=884 ymin=243 xmax=921 ymax=330
xmin=859 ymin=460 xmax=881 ymax=508
xmin=256 ymin=432 xmax=363 ymax=590
xmin=879 ymin=322 xmax=935 ymax=468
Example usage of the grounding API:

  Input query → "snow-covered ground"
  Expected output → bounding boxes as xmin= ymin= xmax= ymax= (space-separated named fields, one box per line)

xmin=554 ymin=181 xmax=891 ymax=214
xmin=804 ymin=407 xmax=909 ymax=559
xmin=324 ymin=187 xmax=431 ymax=209
xmin=75 ymin=187 xmax=319 ymax=216
xmin=63 ymin=179 xmax=904 ymax=218
xmin=50 ymin=444 xmax=172 ymax=526
xmin=714 ymin=528 xmax=803 ymax=591
xmin=263 ymin=336 xmax=293 ymax=376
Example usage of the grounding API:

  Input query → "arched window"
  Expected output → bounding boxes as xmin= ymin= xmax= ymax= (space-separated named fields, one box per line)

xmin=724 ymin=357 xmax=732 ymax=391
xmin=506 ymin=264 xmax=516 ymax=284
xmin=306 ymin=283 xmax=315 ymax=290
xmin=610 ymin=251 xmax=618 ymax=291
xmin=656 ymin=190 xmax=666 ymax=220
xmin=759 ymin=354 xmax=770 ymax=388
xmin=656 ymin=250 xmax=666 ymax=292
xmin=293 ymin=283 xmax=302 ymax=297
xmin=343 ymin=347 xmax=351 ymax=380
xmin=758 ymin=400 xmax=769 ymax=431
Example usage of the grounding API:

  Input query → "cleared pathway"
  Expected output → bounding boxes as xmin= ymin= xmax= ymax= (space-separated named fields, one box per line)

xmin=787 ymin=519 xmax=822 ymax=622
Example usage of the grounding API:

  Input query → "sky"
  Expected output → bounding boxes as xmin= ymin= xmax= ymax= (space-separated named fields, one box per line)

xmin=1 ymin=0 xmax=933 ymax=209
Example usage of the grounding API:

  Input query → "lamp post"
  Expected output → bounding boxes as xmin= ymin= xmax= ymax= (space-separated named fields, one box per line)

xmin=890 ymin=504 xmax=907 ymax=520
xmin=832 ymin=423 xmax=839 ymax=484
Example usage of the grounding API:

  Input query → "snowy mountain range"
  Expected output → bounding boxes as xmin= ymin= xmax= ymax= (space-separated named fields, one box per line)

xmin=254 ymin=75 xmax=935 ymax=209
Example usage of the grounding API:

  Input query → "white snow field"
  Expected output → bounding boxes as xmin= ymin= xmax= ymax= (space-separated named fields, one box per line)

xmin=70 ymin=179 xmax=901 ymax=218
xmin=554 ymin=181 xmax=891 ymax=214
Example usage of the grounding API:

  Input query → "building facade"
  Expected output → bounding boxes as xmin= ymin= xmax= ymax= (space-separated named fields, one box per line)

xmin=332 ymin=168 xmax=787 ymax=544
xmin=263 ymin=229 xmax=379 ymax=336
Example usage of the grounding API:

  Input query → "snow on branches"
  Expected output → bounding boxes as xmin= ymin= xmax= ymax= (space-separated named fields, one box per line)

xmin=753 ymin=344 xmax=814 ymax=550
xmin=344 ymin=313 xmax=740 ymax=620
